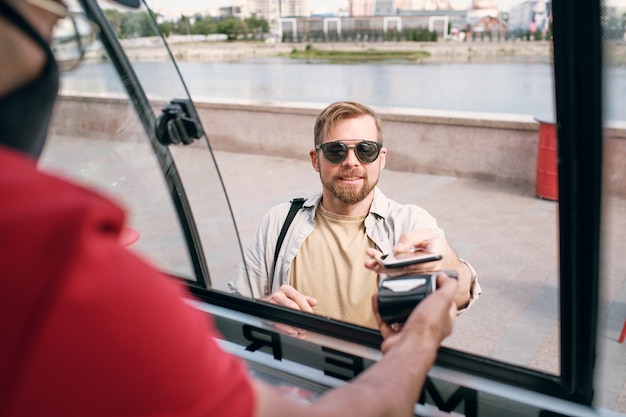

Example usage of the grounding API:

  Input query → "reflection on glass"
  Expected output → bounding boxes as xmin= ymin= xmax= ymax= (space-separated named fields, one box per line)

xmin=48 ymin=0 xmax=626 ymax=385
xmin=39 ymin=0 xmax=626 ymax=411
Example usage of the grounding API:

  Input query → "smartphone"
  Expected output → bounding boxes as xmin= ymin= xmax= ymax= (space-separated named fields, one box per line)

xmin=375 ymin=251 xmax=442 ymax=269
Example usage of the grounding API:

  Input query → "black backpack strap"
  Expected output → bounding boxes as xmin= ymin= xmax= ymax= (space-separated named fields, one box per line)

xmin=270 ymin=198 xmax=306 ymax=291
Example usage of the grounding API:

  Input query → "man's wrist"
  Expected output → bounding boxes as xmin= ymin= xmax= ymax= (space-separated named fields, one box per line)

xmin=458 ymin=258 xmax=477 ymax=281
xmin=457 ymin=258 xmax=479 ymax=311
xmin=385 ymin=333 xmax=440 ymax=364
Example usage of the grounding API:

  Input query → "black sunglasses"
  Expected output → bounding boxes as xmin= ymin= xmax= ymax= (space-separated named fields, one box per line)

xmin=315 ymin=140 xmax=382 ymax=164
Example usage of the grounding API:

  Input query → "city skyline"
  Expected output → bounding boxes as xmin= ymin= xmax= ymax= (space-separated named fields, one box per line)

xmin=146 ymin=0 xmax=535 ymax=18
xmin=144 ymin=0 xmax=626 ymax=21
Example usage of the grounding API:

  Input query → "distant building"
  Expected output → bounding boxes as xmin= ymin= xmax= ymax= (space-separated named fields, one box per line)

xmin=222 ymin=0 xmax=308 ymax=32
xmin=219 ymin=5 xmax=242 ymax=18
xmin=466 ymin=0 xmax=499 ymax=21
xmin=395 ymin=0 xmax=461 ymax=11
xmin=472 ymin=0 xmax=496 ymax=9
xmin=226 ymin=0 xmax=308 ymax=20
xmin=466 ymin=15 xmax=507 ymax=40
xmin=373 ymin=0 xmax=395 ymax=15
xmin=348 ymin=0 xmax=371 ymax=16
xmin=278 ymin=13 xmax=472 ymax=42
xmin=233 ymin=0 xmax=270 ymax=19
xmin=279 ymin=0 xmax=308 ymax=17
xmin=507 ymin=0 xmax=552 ymax=39
xmin=347 ymin=0 xmax=393 ymax=16
xmin=271 ymin=0 xmax=551 ymax=42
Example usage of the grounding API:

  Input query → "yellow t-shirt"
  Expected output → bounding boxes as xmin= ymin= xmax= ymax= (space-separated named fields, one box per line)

xmin=290 ymin=204 xmax=379 ymax=329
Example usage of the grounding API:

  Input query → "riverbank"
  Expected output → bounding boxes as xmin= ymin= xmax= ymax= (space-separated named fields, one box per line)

xmin=99 ymin=39 xmax=626 ymax=64
xmin=283 ymin=40 xmax=555 ymax=63
xmin=97 ymin=37 xmax=626 ymax=66
xmin=107 ymin=39 xmax=555 ymax=63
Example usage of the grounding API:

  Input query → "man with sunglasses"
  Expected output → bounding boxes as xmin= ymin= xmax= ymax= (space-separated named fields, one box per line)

xmin=0 ymin=1 xmax=463 ymax=416
xmin=234 ymin=101 xmax=480 ymax=328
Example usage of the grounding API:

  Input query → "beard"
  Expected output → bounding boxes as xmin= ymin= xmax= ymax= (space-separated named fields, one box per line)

xmin=322 ymin=168 xmax=378 ymax=205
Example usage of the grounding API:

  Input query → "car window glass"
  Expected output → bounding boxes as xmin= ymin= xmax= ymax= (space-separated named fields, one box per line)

xmin=39 ymin=3 xmax=625 ymax=406
xmin=168 ymin=11 xmax=563 ymax=376
xmin=97 ymin=0 xmax=564 ymax=375
xmin=41 ymin=1 xmax=195 ymax=278
xmin=596 ymin=10 xmax=626 ymax=411
xmin=42 ymin=0 xmax=245 ymax=290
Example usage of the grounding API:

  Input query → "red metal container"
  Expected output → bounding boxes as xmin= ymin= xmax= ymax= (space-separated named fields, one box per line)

xmin=534 ymin=117 xmax=559 ymax=201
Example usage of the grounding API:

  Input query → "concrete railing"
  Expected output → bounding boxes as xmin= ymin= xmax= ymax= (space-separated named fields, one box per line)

xmin=52 ymin=95 xmax=626 ymax=197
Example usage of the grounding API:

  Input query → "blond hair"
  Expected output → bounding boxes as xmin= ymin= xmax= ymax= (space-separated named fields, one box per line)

xmin=314 ymin=101 xmax=383 ymax=146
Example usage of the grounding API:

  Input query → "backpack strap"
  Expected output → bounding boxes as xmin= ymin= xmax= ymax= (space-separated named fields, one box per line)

xmin=270 ymin=198 xmax=306 ymax=291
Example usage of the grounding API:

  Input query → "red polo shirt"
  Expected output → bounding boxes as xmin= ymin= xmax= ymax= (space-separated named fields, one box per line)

xmin=0 ymin=147 xmax=255 ymax=417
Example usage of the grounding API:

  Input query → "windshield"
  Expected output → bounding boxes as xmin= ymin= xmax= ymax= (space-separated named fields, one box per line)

xmin=39 ymin=1 xmax=626 ymax=413
xmin=43 ymin=0 xmax=559 ymax=369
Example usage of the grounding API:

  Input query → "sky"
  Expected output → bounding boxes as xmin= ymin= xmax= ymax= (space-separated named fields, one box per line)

xmin=146 ymin=0 xmax=522 ymax=17
xmin=145 ymin=0 xmax=626 ymax=19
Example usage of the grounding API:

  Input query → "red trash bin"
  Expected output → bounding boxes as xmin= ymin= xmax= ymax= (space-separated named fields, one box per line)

xmin=534 ymin=116 xmax=559 ymax=201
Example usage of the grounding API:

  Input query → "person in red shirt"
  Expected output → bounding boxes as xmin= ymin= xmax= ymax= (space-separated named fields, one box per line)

xmin=0 ymin=1 xmax=459 ymax=416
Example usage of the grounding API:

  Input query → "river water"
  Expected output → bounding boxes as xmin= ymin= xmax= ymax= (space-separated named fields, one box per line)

xmin=61 ymin=57 xmax=626 ymax=121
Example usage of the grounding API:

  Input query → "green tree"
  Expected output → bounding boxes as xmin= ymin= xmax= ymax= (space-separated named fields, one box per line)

xmin=124 ymin=12 xmax=157 ymax=37
xmin=123 ymin=12 xmax=142 ymax=37
xmin=104 ymin=9 xmax=157 ymax=38
xmin=217 ymin=17 xmax=247 ymax=40
xmin=104 ymin=9 xmax=123 ymax=36
xmin=604 ymin=14 xmax=624 ymax=40
xmin=177 ymin=14 xmax=192 ymax=35
xmin=192 ymin=16 xmax=217 ymax=35
xmin=244 ymin=16 xmax=269 ymax=39
xmin=139 ymin=10 xmax=159 ymax=37
xmin=159 ymin=21 xmax=173 ymax=37
xmin=412 ymin=28 xmax=431 ymax=41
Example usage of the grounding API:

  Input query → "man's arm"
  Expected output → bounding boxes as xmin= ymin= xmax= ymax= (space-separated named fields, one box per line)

xmin=253 ymin=274 xmax=459 ymax=417
xmin=365 ymin=228 xmax=480 ymax=310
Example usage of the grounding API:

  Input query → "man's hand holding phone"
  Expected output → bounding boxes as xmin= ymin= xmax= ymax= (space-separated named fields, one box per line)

xmin=366 ymin=227 xmax=475 ymax=311
xmin=366 ymin=227 xmax=456 ymax=276
xmin=368 ymin=247 xmax=444 ymax=278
